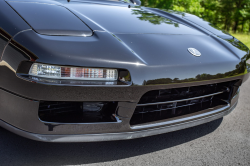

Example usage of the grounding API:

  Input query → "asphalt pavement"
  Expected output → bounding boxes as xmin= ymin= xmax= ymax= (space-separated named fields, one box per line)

xmin=1 ymin=78 xmax=250 ymax=166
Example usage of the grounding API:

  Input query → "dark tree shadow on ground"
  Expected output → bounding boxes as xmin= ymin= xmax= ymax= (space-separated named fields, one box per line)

xmin=0 ymin=118 xmax=223 ymax=166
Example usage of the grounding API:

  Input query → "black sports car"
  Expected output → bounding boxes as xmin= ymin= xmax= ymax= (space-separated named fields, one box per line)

xmin=0 ymin=0 xmax=249 ymax=142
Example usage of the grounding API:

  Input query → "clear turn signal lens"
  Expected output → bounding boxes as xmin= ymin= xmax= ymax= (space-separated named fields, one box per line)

xmin=29 ymin=63 xmax=118 ymax=81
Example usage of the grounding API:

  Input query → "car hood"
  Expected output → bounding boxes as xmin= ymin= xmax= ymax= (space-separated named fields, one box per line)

xmin=7 ymin=0 xmax=205 ymax=36
xmin=5 ymin=0 xmax=250 ymax=85
xmin=67 ymin=3 xmax=204 ymax=35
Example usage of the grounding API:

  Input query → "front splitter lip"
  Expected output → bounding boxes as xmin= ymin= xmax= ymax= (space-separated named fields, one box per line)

xmin=0 ymin=102 xmax=238 ymax=142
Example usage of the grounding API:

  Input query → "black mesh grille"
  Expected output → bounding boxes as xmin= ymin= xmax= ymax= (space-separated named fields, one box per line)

xmin=39 ymin=101 xmax=118 ymax=123
xmin=130 ymin=80 xmax=239 ymax=126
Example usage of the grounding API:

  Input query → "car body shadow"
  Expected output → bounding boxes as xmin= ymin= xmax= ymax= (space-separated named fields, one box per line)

xmin=0 ymin=118 xmax=223 ymax=165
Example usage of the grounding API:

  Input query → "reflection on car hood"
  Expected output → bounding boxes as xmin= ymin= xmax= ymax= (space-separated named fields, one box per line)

xmin=67 ymin=4 xmax=204 ymax=35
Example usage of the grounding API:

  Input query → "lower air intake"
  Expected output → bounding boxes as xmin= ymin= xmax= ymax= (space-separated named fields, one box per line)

xmin=39 ymin=101 xmax=118 ymax=123
xmin=130 ymin=80 xmax=239 ymax=126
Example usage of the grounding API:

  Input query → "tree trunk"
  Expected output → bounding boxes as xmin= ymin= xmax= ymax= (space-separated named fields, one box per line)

xmin=249 ymin=23 xmax=250 ymax=33
xmin=224 ymin=18 xmax=228 ymax=30
xmin=234 ymin=19 xmax=239 ymax=33
xmin=242 ymin=19 xmax=245 ymax=32
xmin=226 ymin=15 xmax=231 ymax=32
xmin=227 ymin=21 xmax=231 ymax=32
xmin=234 ymin=0 xmax=241 ymax=33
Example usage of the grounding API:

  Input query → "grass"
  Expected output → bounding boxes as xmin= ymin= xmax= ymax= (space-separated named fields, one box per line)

xmin=231 ymin=33 xmax=250 ymax=49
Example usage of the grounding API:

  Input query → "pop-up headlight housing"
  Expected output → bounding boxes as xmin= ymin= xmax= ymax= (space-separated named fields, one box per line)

xmin=29 ymin=63 xmax=118 ymax=81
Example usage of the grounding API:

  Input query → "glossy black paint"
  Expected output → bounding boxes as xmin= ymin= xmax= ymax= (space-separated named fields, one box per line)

xmin=8 ymin=1 xmax=93 ymax=36
xmin=0 ymin=0 xmax=249 ymax=138
xmin=0 ymin=0 xmax=30 ymax=36
xmin=0 ymin=29 xmax=10 ymax=59
xmin=148 ymin=8 xmax=233 ymax=38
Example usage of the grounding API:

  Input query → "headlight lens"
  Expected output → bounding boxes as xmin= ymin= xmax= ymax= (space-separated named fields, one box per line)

xmin=29 ymin=63 xmax=118 ymax=81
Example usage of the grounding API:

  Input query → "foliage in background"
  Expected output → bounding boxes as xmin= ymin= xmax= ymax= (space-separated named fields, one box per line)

xmin=232 ymin=33 xmax=250 ymax=48
xmin=141 ymin=0 xmax=250 ymax=33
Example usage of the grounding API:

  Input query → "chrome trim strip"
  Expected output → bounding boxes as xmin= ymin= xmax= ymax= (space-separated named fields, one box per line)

xmin=0 ymin=102 xmax=237 ymax=142
xmin=131 ymin=104 xmax=230 ymax=130
xmin=137 ymin=89 xmax=229 ymax=106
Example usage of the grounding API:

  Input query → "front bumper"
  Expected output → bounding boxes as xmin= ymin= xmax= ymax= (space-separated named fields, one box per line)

xmin=0 ymin=78 xmax=240 ymax=142
xmin=0 ymin=101 xmax=238 ymax=142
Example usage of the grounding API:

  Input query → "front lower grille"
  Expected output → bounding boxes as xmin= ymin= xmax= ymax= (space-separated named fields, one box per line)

xmin=130 ymin=80 xmax=239 ymax=126
xmin=39 ymin=101 xmax=118 ymax=123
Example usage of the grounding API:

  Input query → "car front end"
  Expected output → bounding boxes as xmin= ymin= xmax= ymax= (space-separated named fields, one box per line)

xmin=0 ymin=0 xmax=249 ymax=142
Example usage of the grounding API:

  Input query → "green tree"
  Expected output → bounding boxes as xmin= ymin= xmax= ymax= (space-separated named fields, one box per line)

xmin=141 ymin=0 xmax=173 ymax=9
xmin=172 ymin=0 xmax=204 ymax=17
xmin=140 ymin=0 xmax=250 ymax=33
